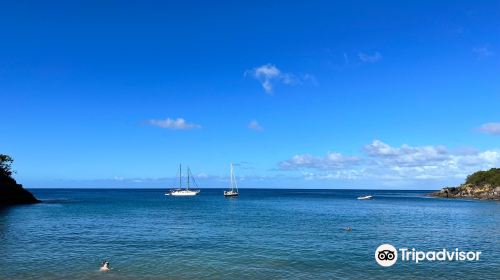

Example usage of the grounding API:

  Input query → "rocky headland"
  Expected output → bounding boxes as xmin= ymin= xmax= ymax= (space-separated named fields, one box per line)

xmin=0 ymin=154 xmax=40 ymax=206
xmin=429 ymin=168 xmax=500 ymax=200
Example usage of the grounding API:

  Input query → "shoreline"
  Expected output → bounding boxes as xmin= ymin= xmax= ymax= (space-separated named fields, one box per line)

xmin=428 ymin=185 xmax=500 ymax=201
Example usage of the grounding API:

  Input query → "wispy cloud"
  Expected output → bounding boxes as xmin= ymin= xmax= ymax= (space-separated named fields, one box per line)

xmin=46 ymin=173 xmax=305 ymax=189
xmin=302 ymin=73 xmax=319 ymax=86
xmin=279 ymin=152 xmax=360 ymax=170
xmin=196 ymin=172 xmax=209 ymax=178
xmin=343 ymin=52 xmax=350 ymax=65
xmin=245 ymin=64 xmax=315 ymax=94
xmin=148 ymin=118 xmax=201 ymax=130
xmin=278 ymin=140 xmax=500 ymax=182
xmin=473 ymin=45 xmax=494 ymax=58
xmin=364 ymin=140 xmax=449 ymax=167
xmin=232 ymin=161 xmax=255 ymax=170
xmin=358 ymin=51 xmax=383 ymax=63
xmin=362 ymin=140 xmax=500 ymax=180
xmin=478 ymin=122 xmax=500 ymax=135
xmin=248 ymin=120 xmax=263 ymax=132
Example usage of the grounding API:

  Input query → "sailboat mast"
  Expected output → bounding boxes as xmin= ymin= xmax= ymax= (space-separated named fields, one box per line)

xmin=233 ymin=164 xmax=238 ymax=192
xmin=179 ymin=164 xmax=182 ymax=189
xmin=187 ymin=167 xmax=190 ymax=190
xmin=230 ymin=163 xmax=234 ymax=191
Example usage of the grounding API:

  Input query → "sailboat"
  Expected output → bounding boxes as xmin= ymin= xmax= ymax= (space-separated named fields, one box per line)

xmin=166 ymin=164 xmax=200 ymax=196
xmin=224 ymin=163 xmax=239 ymax=197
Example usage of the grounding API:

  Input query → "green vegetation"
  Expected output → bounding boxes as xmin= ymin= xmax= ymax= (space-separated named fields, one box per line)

xmin=0 ymin=154 xmax=40 ymax=205
xmin=465 ymin=168 xmax=500 ymax=187
xmin=0 ymin=154 xmax=14 ymax=177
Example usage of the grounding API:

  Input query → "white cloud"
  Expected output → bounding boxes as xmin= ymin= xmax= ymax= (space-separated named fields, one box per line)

xmin=232 ymin=161 xmax=255 ymax=170
xmin=343 ymin=52 xmax=350 ymax=65
xmin=197 ymin=172 xmax=209 ymax=178
xmin=302 ymin=73 xmax=319 ymax=86
xmin=473 ymin=45 xmax=494 ymax=57
xmin=358 ymin=52 xmax=383 ymax=63
xmin=364 ymin=140 xmax=448 ymax=167
xmin=302 ymin=169 xmax=364 ymax=180
xmin=478 ymin=122 xmax=500 ymax=135
xmin=245 ymin=64 xmax=315 ymax=94
xmin=248 ymin=120 xmax=263 ymax=132
xmin=278 ymin=152 xmax=360 ymax=170
xmin=363 ymin=140 xmax=500 ymax=180
xmin=148 ymin=118 xmax=201 ymax=130
xmin=278 ymin=140 xmax=500 ymax=183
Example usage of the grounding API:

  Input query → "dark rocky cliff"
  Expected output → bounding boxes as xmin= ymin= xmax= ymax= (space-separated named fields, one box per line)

xmin=0 ymin=174 xmax=40 ymax=205
xmin=0 ymin=154 xmax=40 ymax=205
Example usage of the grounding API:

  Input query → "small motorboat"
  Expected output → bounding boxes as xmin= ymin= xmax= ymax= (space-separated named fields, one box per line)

xmin=357 ymin=195 xmax=373 ymax=200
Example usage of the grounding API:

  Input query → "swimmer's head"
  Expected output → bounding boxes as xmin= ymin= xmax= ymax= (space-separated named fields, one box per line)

xmin=100 ymin=261 xmax=110 ymax=272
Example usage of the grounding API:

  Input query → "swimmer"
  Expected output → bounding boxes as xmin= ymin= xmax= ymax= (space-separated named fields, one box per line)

xmin=344 ymin=226 xmax=352 ymax=231
xmin=100 ymin=260 xmax=110 ymax=272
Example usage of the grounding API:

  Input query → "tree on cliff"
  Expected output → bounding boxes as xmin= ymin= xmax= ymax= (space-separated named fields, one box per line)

xmin=0 ymin=154 xmax=40 ymax=205
xmin=0 ymin=154 xmax=14 ymax=177
xmin=465 ymin=168 xmax=500 ymax=187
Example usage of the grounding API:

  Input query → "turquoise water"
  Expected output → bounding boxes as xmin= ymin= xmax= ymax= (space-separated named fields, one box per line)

xmin=0 ymin=189 xmax=499 ymax=279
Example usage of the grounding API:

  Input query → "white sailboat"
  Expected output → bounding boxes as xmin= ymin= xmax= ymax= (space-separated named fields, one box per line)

xmin=224 ymin=163 xmax=239 ymax=197
xmin=166 ymin=164 xmax=200 ymax=196
xmin=357 ymin=195 xmax=373 ymax=200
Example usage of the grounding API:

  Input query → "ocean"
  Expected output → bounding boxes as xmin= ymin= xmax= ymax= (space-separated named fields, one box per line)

xmin=0 ymin=189 xmax=499 ymax=279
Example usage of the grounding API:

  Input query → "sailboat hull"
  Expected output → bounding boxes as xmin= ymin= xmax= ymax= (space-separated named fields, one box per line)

xmin=168 ymin=189 xmax=200 ymax=196
xmin=224 ymin=191 xmax=239 ymax=197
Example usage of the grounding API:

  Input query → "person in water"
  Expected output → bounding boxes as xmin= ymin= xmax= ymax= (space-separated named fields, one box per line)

xmin=100 ymin=260 xmax=110 ymax=272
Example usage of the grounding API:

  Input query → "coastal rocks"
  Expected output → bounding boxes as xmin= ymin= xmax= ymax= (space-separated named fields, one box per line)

xmin=429 ymin=168 xmax=500 ymax=201
xmin=429 ymin=184 xmax=500 ymax=201
xmin=0 ymin=174 xmax=40 ymax=205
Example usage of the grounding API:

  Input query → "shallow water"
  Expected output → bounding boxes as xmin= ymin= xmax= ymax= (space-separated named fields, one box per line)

xmin=1 ymin=189 xmax=499 ymax=279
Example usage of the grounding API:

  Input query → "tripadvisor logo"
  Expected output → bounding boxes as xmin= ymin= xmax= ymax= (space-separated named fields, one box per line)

xmin=375 ymin=244 xmax=398 ymax=267
xmin=375 ymin=244 xmax=482 ymax=267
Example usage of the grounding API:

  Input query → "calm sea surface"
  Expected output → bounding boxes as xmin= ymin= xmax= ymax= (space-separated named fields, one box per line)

xmin=0 ymin=189 xmax=499 ymax=279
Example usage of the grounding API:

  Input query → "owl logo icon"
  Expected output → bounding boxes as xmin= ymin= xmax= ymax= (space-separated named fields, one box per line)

xmin=375 ymin=244 xmax=398 ymax=267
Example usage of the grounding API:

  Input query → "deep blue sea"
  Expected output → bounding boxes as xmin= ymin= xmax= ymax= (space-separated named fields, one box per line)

xmin=1 ymin=189 xmax=499 ymax=279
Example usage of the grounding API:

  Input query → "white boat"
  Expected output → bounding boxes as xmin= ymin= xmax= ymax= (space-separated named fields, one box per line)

xmin=224 ymin=163 xmax=239 ymax=197
xmin=167 ymin=189 xmax=200 ymax=196
xmin=166 ymin=164 xmax=200 ymax=196
xmin=357 ymin=195 xmax=373 ymax=200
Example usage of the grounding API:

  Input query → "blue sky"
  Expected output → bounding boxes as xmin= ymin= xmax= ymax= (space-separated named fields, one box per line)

xmin=1 ymin=0 xmax=499 ymax=189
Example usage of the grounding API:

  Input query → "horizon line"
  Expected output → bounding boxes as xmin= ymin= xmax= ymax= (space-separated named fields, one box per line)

xmin=27 ymin=187 xmax=439 ymax=191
